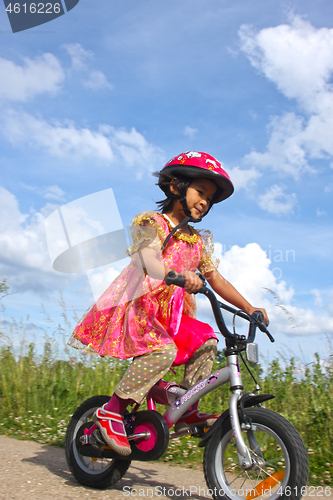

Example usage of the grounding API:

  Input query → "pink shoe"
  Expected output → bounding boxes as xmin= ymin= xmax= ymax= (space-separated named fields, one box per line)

xmin=175 ymin=410 xmax=220 ymax=431
xmin=93 ymin=405 xmax=131 ymax=456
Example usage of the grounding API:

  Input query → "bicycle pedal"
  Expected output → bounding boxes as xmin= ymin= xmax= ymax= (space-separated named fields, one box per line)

xmin=89 ymin=429 xmax=107 ymax=449
xmin=174 ymin=420 xmax=204 ymax=431
xmin=173 ymin=423 xmax=205 ymax=437
xmin=190 ymin=425 xmax=206 ymax=438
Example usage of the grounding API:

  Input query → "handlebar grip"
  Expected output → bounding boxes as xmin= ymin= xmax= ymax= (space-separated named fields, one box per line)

xmin=252 ymin=310 xmax=265 ymax=327
xmin=165 ymin=270 xmax=186 ymax=288
xmin=252 ymin=310 xmax=275 ymax=343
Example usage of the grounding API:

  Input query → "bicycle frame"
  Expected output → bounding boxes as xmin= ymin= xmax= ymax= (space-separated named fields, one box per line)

xmin=144 ymin=351 xmax=253 ymax=469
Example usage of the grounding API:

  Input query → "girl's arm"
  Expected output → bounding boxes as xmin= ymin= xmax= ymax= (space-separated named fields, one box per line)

xmin=136 ymin=246 xmax=170 ymax=280
xmin=137 ymin=246 xmax=203 ymax=294
xmin=205 ymin=269 xmax=269 ymax=324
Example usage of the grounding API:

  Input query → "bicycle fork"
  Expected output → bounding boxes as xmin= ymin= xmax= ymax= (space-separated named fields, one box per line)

xmin=227 ymin=352 xmax=254 ymax=470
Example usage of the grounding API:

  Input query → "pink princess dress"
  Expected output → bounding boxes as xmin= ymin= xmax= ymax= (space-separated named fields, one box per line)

xmin=68 ymin=211 xmax=219 ymax=365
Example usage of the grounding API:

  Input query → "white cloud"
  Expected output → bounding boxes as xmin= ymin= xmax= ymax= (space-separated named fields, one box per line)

xmin=239 ymin=16 xmax=333 ymax=107
xmin=0 ymin=54 xmax=64 ymax=102
xmin=43 ymin=185 xmax=66 ymax=201
xmin=63 ymin=43 xmax=112 ymax=91
xmin=83 ymin=70 xmax=113 ymax=90
xmin=0 ymin=187 xmax=27 ymax=232
xmin=258 ymin=184 xmax=297 ymax=216
xmin=329 ymin=292 xmax=333 ymax=317
xmin=63 ymin=43 xmax=93 ymax=69
xmin=22 ymin=184 xmax=66 ymax=202
xmin=240 ymin=16 xmax=333 ymax=180
xmin=1 ymin=110 xmax=164 ymax=177
xmin=101 ymin=125 xmax=165 ymax=178
xmin=2 ymin=110 xmax=113 ymax=162
xmin=227 ymin=166 xmax=262 ymax=190
xmin=183 ymin=126 xmax=198 ymax=140
xmin=245 ymin=113 xmax=315 ymax=179
xmin=40 ymin=203 xmax=62 ymax=218
xmin=197 ymin=241 xmax=333 ymax=337
xmin=312 ymin=289 xmax=323 ymax=307
xmin=215 ymin=242 xmax=294 ymax=306
xmin=0 ymin=187 xmax=68 ymax=294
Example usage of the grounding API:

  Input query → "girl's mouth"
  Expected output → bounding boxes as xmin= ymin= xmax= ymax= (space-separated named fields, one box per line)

xmin=194 ymin=207 xmax=204 ymax=216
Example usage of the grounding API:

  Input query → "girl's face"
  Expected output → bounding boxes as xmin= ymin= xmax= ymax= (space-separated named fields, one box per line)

xmin=185 ymin=177 xmax=217 ymax=220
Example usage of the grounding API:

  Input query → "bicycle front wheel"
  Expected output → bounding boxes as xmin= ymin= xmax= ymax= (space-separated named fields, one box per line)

xmin=204 ymin=407 xmax=308 ymax=500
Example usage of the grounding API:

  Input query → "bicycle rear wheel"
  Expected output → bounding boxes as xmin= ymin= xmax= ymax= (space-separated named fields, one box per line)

xmin=204 ymin=407 xmax=308 ymax=500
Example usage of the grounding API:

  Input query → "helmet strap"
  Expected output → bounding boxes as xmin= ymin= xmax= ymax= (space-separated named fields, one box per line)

xmin=178 ymin=195 xmax=203 ymax=224
xmin=161 ymin=215 xmax=191 ymax=250
xmin=161 ymin=194 xmax=203 ymax=251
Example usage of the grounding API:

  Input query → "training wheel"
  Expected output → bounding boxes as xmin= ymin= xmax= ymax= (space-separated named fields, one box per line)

xmin=125 ymin=410 xmax=169 ymax=461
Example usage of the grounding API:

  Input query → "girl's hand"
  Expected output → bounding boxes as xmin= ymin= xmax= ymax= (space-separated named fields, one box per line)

xmin=181 ymin=270 xmax=205 ymax=294
xmin=246 ymin=306 xmax=269 ymax=326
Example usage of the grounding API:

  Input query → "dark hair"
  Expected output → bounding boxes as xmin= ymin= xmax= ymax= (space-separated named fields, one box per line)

xmin=153 ymin=171 xmax=192 ymax=213
xmin=153 ymin=171 xmax=222 ymax=213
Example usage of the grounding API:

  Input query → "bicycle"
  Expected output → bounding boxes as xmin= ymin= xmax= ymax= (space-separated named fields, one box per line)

xmin=65 ymin=271 xmax=309 ymax=499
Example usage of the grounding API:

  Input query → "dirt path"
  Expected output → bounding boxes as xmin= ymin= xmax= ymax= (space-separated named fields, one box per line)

xmin=0 ymin=435 xmax=331 ymax=500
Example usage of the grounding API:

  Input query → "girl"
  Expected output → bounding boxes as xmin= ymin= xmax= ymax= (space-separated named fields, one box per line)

xmin=68 ymin=151 xmax=268 ymax=457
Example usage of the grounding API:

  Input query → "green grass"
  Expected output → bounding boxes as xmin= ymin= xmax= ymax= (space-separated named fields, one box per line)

xmin=0 ymin=341 xmax=129 ymax=444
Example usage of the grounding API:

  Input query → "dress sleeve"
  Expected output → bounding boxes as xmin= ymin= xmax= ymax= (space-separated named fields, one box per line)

xmin=198 ymin=229 xmax=220 ymax=274
xmin=126 ymin=211 xmax=167 ymax=256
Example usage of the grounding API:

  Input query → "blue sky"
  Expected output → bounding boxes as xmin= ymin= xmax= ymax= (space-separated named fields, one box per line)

xmin=0 ymin=0 xmax=333 ymax=363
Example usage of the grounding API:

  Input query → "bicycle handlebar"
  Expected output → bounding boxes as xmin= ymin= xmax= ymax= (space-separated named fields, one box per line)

xmin=165 ymin=270 xmax=274 ymax=344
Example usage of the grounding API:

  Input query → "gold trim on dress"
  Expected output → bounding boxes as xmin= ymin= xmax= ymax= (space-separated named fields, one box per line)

xmin=159 ymin=213 xmax=199 ymax=245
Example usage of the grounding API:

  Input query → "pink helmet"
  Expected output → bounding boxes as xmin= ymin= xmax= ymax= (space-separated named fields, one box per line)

xmin=161 ymin=151 xmax=234 ymax=202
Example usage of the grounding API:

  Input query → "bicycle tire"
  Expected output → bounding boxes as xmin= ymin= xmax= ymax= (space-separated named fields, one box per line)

xmin=204 ymin=407 xmax=308 ymax=500
xmin=65 ymin=395 xmax=131 ymax=489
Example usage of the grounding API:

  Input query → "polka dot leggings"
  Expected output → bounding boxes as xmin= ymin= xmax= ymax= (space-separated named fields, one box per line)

xmin=181 ymin=338 xmax=217 ymax=389
xmin=115 ymin=338 xmax=218 ymax=404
